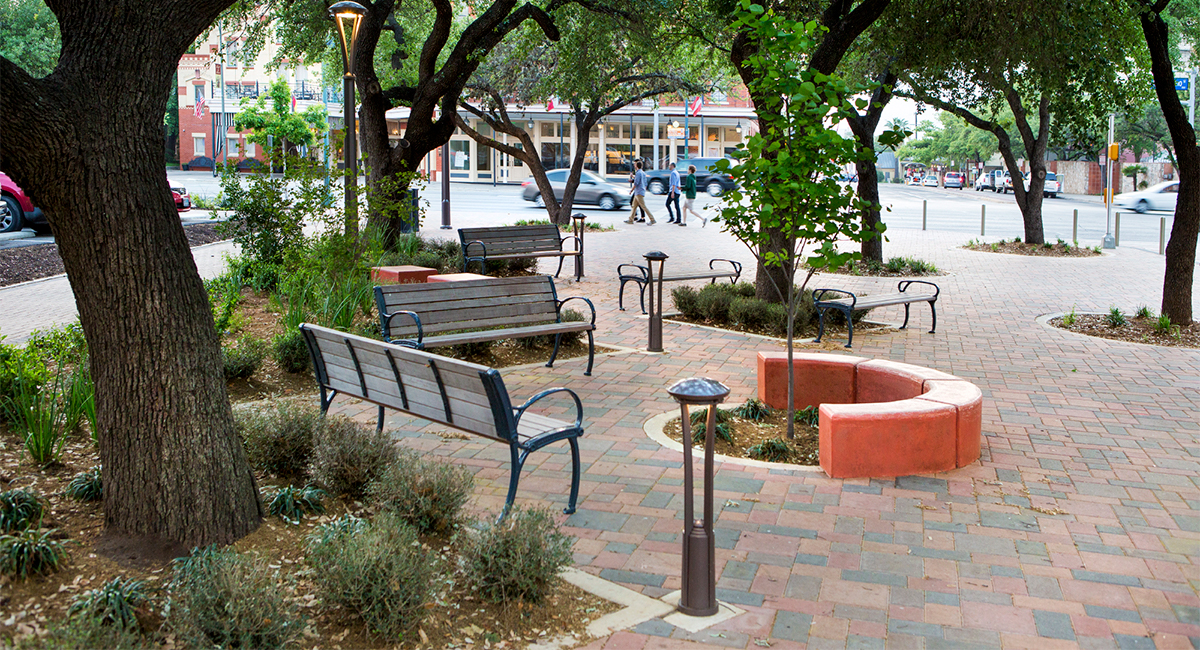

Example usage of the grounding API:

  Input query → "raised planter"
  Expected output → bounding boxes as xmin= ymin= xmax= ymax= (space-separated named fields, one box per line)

xmin=370 ymin=265 xmax=438 ymax=284
xmin=757 ymin=352 xmax=982 ymax=478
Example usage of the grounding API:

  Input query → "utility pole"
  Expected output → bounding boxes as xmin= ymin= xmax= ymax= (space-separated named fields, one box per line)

xmin=1103 ymin=113 xmax=1116 ymax=249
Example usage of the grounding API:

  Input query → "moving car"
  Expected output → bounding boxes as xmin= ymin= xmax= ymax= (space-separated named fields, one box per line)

xmin=644 ymin=158 xmax=738 ymax=197
xmin=906 ymin=176 xmax=921 ymax=186
xmin=0 ymin=172 xmax=50 ymax=234
xmin=921 ymin=175 xmax=939 ymax=187
xmin=943 ymin=172 xmax=964 ymax=189
xmin=520 ymin=169 xmax=629 ymax=210
xmin=1114 ymin=180 xmax=1179 ymax=213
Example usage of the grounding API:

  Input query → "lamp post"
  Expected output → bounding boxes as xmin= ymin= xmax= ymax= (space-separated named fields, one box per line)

xmin=330 ymin=1 xmax=366 ymax=238
xmin=667 ymin=377 xmax=731 ymax=617
xmin=644 ymin=251 xmax=668 ymax=352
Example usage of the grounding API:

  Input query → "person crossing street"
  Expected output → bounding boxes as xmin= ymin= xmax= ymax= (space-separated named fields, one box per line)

xmin=665 ymin=162 xmax=681 ymax=223
xmin=625 ymin=160 xmax=655 ymax=225
xmin=680 ymin=164 xmax=705 ymax=226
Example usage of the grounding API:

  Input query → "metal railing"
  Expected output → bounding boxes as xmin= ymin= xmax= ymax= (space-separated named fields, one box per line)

xmin=208 ymin=81 xmax=341 ymax=104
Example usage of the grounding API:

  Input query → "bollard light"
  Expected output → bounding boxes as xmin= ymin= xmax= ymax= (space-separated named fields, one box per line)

xmin=668 ymin=377 xmax=731 ymax=617
xmin=644 ymin=251 xmax=668 ymax=352
xmin=572 ymin=213 xmax=586 ymax=280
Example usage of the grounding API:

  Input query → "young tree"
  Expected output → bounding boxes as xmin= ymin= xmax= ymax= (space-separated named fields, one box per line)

xmin=234 ymin=77 xmax=328 ymax=163
xmin=1 ymin=0 xmax=263 ymax=546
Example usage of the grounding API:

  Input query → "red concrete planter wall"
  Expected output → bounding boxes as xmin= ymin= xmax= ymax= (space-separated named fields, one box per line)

xmin=756 ymin=352 xmax=982 ymax=478
xmin=370 ymin=266 xmax=438 ymax=284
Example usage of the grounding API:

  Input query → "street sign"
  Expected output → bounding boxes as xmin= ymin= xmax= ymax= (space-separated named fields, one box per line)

xmin=667 ymin=126 xmax=685 ymax=140
xmin=1177 ymin=77 xmax=1190 ymax=91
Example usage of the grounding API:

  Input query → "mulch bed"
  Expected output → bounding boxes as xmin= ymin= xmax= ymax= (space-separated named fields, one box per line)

xmin=964 ymin=239 xmax=1101 ymax=257
xmin=0 ymin=223 xmax=227 ymax=288
xmin=1050 ymin=313 xmax=1200 ymax=348
xmin=822 ymin=262 xmax=944 ymax=277
xmin=663 ymin=408 xmax=819 ymax=466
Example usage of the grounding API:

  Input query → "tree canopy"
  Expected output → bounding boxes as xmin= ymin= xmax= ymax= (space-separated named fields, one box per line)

xmin=0 ymin=0 xmax=60 ymax=78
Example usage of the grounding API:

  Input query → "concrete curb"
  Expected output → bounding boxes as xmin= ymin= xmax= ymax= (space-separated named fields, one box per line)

xmin=642 ymin=407 xmax=823 ymax=474
xmin=0 ymin=231 xmax=35 ymax=242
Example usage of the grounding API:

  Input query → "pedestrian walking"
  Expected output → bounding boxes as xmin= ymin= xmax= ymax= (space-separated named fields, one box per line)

xmin=665 ymin=162 xmax=681 ymax=223
xmin=628 ymin=160 xmax=647 ymax=222
xmin=680 ymin=164 xmax=705 ymax=226
xmin=625 ymin=160 xmax=655 ymax=225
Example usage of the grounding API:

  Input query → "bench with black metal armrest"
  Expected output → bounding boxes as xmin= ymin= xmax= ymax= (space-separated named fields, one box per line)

xmin=813 ymin=280 xmax=939 ymax=348
xmin=374 ymin=275 xmax=597 ymax=375
xmin=459 ymin=224 xmax=582 ymax=280
xmin=616 ymin=258 xmax=743 ymax=314
xmin=299 ymin=323 xmax=584 ymax=520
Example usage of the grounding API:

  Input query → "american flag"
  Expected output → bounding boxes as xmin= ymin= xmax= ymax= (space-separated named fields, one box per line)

xmin=546 ymin=97 xmax=556 ymax=111
xmin=194 ymin=96 xmax=206 ymax=119
xmin=688 ymin=96 xmax=703 ymax=117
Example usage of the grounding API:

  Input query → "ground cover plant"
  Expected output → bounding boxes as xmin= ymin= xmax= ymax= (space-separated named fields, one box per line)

xmin=663 ymin=398 xmax=821 ymax=466
xmin=964 ymin=237 xmax=1101 ymax=257
xmin=1051 ymin=306 xmax=1200 ymax=348
xmin=668 ymin=282 xmax=872 ymax=340
xmin=825 ymin=256 xmax=941 ymax=276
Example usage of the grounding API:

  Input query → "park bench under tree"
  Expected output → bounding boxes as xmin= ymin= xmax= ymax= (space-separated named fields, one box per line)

xmin=374 ymin=275 xmax=597 ymax=375
xmin=299 ymin=323 xmax=584 ymax=519
xmin=459 ymin=224 xmax=582 ymax=280
xmin=616 ymin=258 xmax=743 ymax=314
xmin=813 ymin=280 xmax=939 ymax=348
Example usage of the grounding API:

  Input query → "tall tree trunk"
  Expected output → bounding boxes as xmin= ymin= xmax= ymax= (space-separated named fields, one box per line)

xmin=1142 ymin=8 xmax=1198 ymax=325
xmin=0 ymin=0 xmax=262 ymax=547
xmin=848 ymin=70 xmax=898 ymax=263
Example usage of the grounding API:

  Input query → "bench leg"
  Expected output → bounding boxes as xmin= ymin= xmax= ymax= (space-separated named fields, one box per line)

xmin=376 ymin=405 xmax=386 ymax=434
xmin=318 ymin=386 xmax=338 ymax=415
xmin=638 ymin=282 xmax=647 ymax=315
xmin=499 ymin=444 xmax=526 ymax=522
xmin=843 ymin=307 xmax=855 ymax=348
xmin=901 ymin=303 xmax=911 ymax=330
xmin=547 ymin=333 xmax=562 ymax=369
xmin=585 ymin=330 xmax=594 ymax=376
xmin=565 ymin=436 xmax=580 ymax=515
xmin=815 ymin=308 xmax=827 ymax=343
xmin=929 ymin=300 xmax=937 ymax=333
xmin=555 ymin=256 xmax=565 ymax=278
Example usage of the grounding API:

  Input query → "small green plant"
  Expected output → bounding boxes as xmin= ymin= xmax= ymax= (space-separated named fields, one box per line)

xmin=65 ymin=466 xmax=103 ymax=502
xmin=1106 ymin=307 xmax=1127 ymax=328
xmin=0 ymin=489 xmax=44 ymax=532
xmin=309 ymin=513 xmax=368 ymax=547
xmin=689 ymin=406 xmax=733 ymax=443
xmin=731 ymin=398 xmax=771 ymax=422
xmin=990 ymin=243 xmax=999 ymax=252
xmin=1042 ymin=242 xmax=1053 ymax=249
xmin=235 ymin=402 xmax=321 ymax=480
xmin=1062 ymin=306 xmax=1077 ymax=327
xmin=907 ymin=258 xmax=938 ymax=274
xmin=0 ymin=338 xmax=46 ymax=424
xmin=1156 ymin=313 xmax=1172 ymax=332
xmin=266 ymin=485 xmax=326 ymax=524
xmin=307 ymin=511 xmax=435 ymax=639
xmin=884 ymin=257 xmax=906 ymax=273
xmin=8 ymin=364 xmax=75 ymax=465
xmin=1135 ymin=305 xmax=1153 ymax=319
xmin=26 ymin=322 xmax=89 ymax=364
xmin=271 ymin=328 xmax=310 ymax=373
xmin=64 ymin=364 xmax=96 ymax=437
xmin=794 ymin=405 xmax=820 ymax=428
xmin=368 ymin=450 xmax=474 ymax=536
xmin=310 ymin=416 xmax=399 ymax=498
xmin=222 ymin=335 xmax=267 ymax=380
xmin=0 ymin=528 xmax=67 ymax=579
xmin=457 ymin=507 xmax=572 ymax=604
xmin=1013 ymin=236 xmax=1022 ymax=243
xmin=167 ymin=545 xmax=302 ymax=650
xmin=17 ymin=613 xmax=149 ymax=649
xmin=68 ymin=576 xmax=149 ymax=630
xmin=747 ymin=438 xmax=794 ymax=462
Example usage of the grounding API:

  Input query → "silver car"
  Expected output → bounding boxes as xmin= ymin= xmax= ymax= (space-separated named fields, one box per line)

xmin=520 ymin=169 xmax=629 ymax=211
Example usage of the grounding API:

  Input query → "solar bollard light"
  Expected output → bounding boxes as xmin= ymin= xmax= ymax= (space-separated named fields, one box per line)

xmin=667 ymin=376 xmax=731 ymax=617
xmin=645 ymin=251 xmax=668 ymax=352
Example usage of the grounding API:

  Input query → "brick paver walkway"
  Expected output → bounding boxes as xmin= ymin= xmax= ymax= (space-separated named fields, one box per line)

xmin=341 ymin=224 xmax=1200 ymax=649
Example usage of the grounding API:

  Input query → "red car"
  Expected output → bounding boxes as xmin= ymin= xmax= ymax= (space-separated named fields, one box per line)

xmin=170 ymin=181 xmax=192 ymax=212
xmin=0 ymin=172 xmax=50 ymax=234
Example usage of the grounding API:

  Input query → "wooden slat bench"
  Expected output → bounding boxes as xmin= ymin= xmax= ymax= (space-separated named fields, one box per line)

xmin=617 ymin=259 xmax=743 ymax=314
xmin=299 ymin=324 xmax=584 ymax=519
xmin=813 ymin=280 xmax=939 ymax=348
xmin=459 ymin=224 xmax=582 ymax=280
xmin=374 ymin=275 xmax=597 ymax=375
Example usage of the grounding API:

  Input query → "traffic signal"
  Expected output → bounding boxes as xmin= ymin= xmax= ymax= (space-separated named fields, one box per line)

xmin=1108 ymin=143 xmax=1119 ymax=161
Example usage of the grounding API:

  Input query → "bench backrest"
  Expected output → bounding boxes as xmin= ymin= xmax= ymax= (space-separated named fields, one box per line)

xmin=300 ymin=324 xmax=515 ymax=442
xmin=459 ymin=224 xmax=564 ymax=256
xmin=374 ymin=275 xmax=561 ymax=340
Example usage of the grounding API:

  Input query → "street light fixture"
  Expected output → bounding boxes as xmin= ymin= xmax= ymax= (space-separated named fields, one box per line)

xmin=735 ymin=121 xmax=742 ymax=134
xmin=330 ymin=0 xmax=367 ymax=237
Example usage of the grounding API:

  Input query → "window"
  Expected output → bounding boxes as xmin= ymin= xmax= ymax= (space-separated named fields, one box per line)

xmin=245 ymin=142 xmax=256 ymax=158
xmin=707 ymin=126 xmax=719 ymax=142
xmin=545 ymin=170 xmax=568 ymax=182
xmin=639 ymin=145 xmax=658 ymax=170
xmin=584 ymin=144 xmax=598 ymax=171
xmin=192 ymin=134 xmax=206 ymax=157
xmin=194 ymin=84 xmax=205 ymax=101
xmin=227 ymin=138 xmax=239 ymax=156
xmin=541 ymin=143 xmax=567 ymax=169
xmin=476 ymin=141 xmax=491 ymax=171
xmin=724 ymin=127 xmax=742 ymax=142
xmin=476 ymin=121 xmax=493 ymax=138
xmin=606 ymin=124 xmax=623 ymax=139
xmin=541 ymin=122 xmax=560 ymax=138
xmin=450 ymin=140 xmax=470 ymax=169
xmin=511 ymin=142 xmax=524 ymax=167
xmin=607 ymin=144 xmax=633 ymax=174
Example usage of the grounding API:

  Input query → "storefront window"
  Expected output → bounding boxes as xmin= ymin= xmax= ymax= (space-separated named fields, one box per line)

xmin=541 ymin=122 xmax=560 ymax=138
xmin=724 ymin=127 xmax=742 ymax=141
xmin=476 ymin=141 xmax=491 ymax=171
xmin=584 ymin=144 xmax=598 ymax=172
xmin=450 ymin=140 xmax=470 ymax=170
xmin=639 ymin=145 xmax=659 ymax=170
xmin=607 ymin=144 xmax=633 ymax=174
xmin=541 ymin=142 xmax=567 ymax=169
xmin=707 ymin=126 xmax=720 ymax=142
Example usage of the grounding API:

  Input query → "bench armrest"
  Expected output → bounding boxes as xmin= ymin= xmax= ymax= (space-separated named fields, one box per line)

xmin=381 ymin=310 xmax=424 ymax=346
xmin=897 ymin=280 xmax=939 ymax=300
xmin=617 ymin=263 xmax=649 ymax=282
xmin=812 ymin=288 xmax=857 ymax=308
xmin=709 ymin=258 xmax=743 ymax=281
xmin=514 ymin=387 xmax=584 ymax=430
xmin=463 ymin=239 xmax=487 ymax=259
xmin=557 ymin=296 xmax=597 ymax=326
xmin=561 ymin=235 xmax=582 ymax=254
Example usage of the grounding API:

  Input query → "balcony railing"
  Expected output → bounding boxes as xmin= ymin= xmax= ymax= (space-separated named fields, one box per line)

xmin=208 ymin=81 xmax=341 ymax=105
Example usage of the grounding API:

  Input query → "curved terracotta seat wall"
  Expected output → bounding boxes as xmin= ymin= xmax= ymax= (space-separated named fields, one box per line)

xmin=756 ymin=352 xmax=982 ymax=478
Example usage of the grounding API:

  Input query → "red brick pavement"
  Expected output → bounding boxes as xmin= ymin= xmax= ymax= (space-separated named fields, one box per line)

xmin=335 ymin=225 xmax=1200 ymax=648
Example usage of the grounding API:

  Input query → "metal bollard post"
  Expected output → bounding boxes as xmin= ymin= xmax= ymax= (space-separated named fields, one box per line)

xmin=980 ymin=204 xmax=986 ymax=236
xmin=645 ymin=251 xmax=668 ymax=353
xmin=1115 ymin=212 xmax=1121 ymax=247
xmin=668 ymin=377 xmax=730 ymax=618
xmin=572 ymin=213 xmax=586 ymax=280
xmin=922 ymin=200 xmax=927 ymax=230
xmin=1160 ymin=217 xmax=1166 ymax=255
xmin=1073 ymin=209 xmax=1078 ymax=243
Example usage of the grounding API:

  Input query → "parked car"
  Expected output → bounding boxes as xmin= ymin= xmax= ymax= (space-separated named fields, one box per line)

xmin=1042 ymin=172 xmax=1060 ymax=198
xmin=644 ymin=158 xmax=738 ymax=197
xmin=921 ymin=175 xmax=939 ymax=187
xmin=1000 ymin=172 xmax=1013 ymax=193
xmin=170 ymin=181 xmax=192 ymax=212
xmin=520 ymin=169 xmax=629 ymax=210
xmin=943 ymin=172 xmax=964 ymax=189
xmin=974 ymin=172 xmax=995 ymax=191
xmin=1114 ymin=180 xmax=1179 ymax=213
xmin=0 ymin=172 xmax=50 ymax=234
xmin=906 ymin=175 xmax=922 ymax=186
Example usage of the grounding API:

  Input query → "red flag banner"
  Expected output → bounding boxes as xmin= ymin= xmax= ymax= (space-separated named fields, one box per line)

xmin=194 ymin=96 xmax=206 ymax=119
xmin=688 ymin=96 xmax=703 ymax=117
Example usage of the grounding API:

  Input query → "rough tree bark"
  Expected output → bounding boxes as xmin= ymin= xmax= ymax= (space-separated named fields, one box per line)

xmin=731 ymin=0 xmax=891 ymax=302
xmin=847 ymin=69 xmax=898 ymax=263
xmin=0 ymin=0 xmax=263 ymax=547
xmin=1141 ymin=5 xmax=1198 ymax=324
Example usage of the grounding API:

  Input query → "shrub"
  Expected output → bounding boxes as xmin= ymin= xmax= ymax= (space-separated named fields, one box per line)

xmin=794 ymin=405 xmax=820 ymax=427
xmin=17 ymin=613 xmax=149 ymax=650
xmin=762 ymin=302 xmax=789 ymax=337
xmin=696 ymin=285 xmax=734 ymax=322
xmin=61 ymin=364 xmax=95 ymax=436
xmin=368 ymin=450 xmax=474 ymax=536
xmin=1135 ymin=305 xmax=1153 ymax=319
xmin=458 ymin=507 xmax=573 ymax=604
xmin=235 ymin=402 xmax=322 ymax=480
xmin=0 ymin=489 xmax=44 ymax=533
xmin=747 ymin=438 xmax=794 ymax=462
xmin=68 ymin=576 xmax=149 ymax=630
xmin=729 ymin=296 xmax=771 ymax=330
xmin=884 ymin=257 xmax=906 ymax=273
xmin=0 ymin=339 xmax=46 ymax=424
xmin=907 ymin=258 xmax=938 ymax=274
xmin=671 ymin=285 xmax=701 ymax=317
xmin=65 ymin=466 xmax=103 ymax=502
xmin=731 ymin=398 xmax=771 ymax=422
xmin=307 ymin=511 xmax=436 ymax=639
xmin=1106 ymin=307 xmax=1127 ymax=328
xmin=1156 ymin=313 xmax=1172 ymax=332
xmin=271 ymin=328 xmax=310 ymax=373
xmin=450 ymin=340 xmax=493 ymax=358
xmin=26 ymin=322 xmax=88 ymax=364
xmin=0 ymin=528 xmax=68 ymax=579
xmin=167 ymin=546 xmax=302 ymax=650
xmin=310 ymin=416 xmax=398 ymax=498
xmin=266 ymin=485 xmax=326 ymax=525
xmin=222 ymin=336 xmax=267 ymax=380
